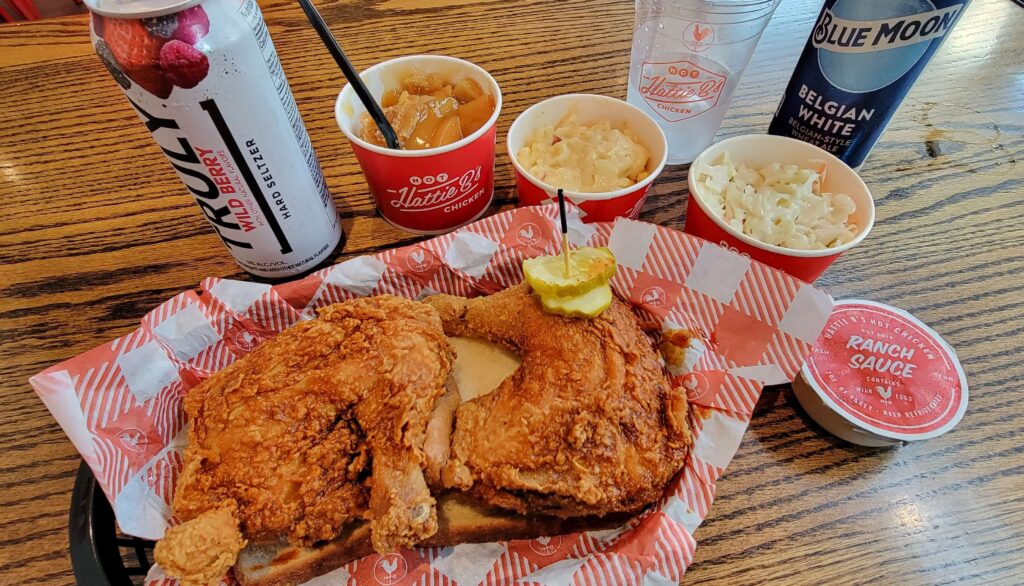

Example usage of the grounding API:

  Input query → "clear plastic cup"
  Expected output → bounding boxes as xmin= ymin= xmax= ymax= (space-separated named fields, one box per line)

xmin=627 ymin=0 xmax=779 ymax=164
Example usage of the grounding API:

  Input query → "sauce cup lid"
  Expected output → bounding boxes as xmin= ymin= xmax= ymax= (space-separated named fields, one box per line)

xmin=798 ymin=299 xmax=968 ymax=442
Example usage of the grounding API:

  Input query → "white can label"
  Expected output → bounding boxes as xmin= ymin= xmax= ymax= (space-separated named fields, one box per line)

xmin=91 ymin=0 xmax=341 ymax=277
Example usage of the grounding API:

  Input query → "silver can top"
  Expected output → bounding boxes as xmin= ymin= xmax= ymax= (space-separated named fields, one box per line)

xmin=84 ymin=0 xmax=204 ymax=19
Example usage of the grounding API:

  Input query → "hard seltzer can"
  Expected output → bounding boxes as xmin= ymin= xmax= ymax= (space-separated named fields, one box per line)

xmin=87 ymin=0 xmax=342 ymax=277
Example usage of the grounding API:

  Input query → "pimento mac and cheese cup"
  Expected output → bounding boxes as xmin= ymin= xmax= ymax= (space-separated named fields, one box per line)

xmin=686 ymin=134 xmax=875 ymax=283
xmin=335 ymin=55 xmax=502 ymax=235
xmin=507 ymin=94 xmax=667 ymax=223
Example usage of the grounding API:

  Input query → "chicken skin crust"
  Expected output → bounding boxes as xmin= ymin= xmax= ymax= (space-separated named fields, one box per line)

xmin=153 ymin=506 xmax=246 ymax=586
xmin=171 ymin=295 xmax=453 ymax=554
xmin=425 ymin=283 xmax=692 ymax=518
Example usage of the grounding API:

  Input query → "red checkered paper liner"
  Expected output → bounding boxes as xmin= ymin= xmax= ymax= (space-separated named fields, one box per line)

xmin=31 ymin=205 xmax=834 ymax=586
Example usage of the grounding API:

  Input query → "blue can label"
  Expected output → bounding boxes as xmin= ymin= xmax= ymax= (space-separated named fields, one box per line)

xmin=768 ymin=0 xmax=969 ymax=167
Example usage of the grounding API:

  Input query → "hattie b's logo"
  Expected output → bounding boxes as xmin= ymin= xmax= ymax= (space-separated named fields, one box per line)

xmin=117 ymin=428 xmax=148 ymax=453
xmin=874 ymin=384 xmax=894 ymax=400
xmin=517 ymin=223 xmax=541 ymax=246
xmin=641 ymin=286 xmax=667 ymax=308
xmin=373 ymin=553 xmax=407 ymax=585
xmin=683 ymin=22 xmax=715 ymax=52
xmin=530 ymin=535 xmax=562 ymax=556
xmin=406 ymin=248 xmax=433 ymax=273
xmin=387 ymin=167 xmax=483 ymax=213
xmin=681 ymin=371 xmax=710 ymax=401
xmin=637 ymin=60 xmax=727 ymax=123
xmin=234 ymin=330 xmax=260 ymax=352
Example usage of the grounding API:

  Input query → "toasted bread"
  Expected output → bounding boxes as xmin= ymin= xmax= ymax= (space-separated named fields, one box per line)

xmin=234 ymin=492 xmax=630 ymax=586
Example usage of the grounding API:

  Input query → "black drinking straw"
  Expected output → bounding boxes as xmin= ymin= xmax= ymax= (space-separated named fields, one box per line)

xmin=557 ymin=189 xmax=571 ymax=276
xmin=297 ymin=0 xmax=400 ymax=149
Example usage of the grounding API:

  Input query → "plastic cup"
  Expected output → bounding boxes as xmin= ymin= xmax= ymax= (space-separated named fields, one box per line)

xmin=627 ymin=0 xmax=779 ymax=164
xmin=506 ymin=94 xmax=667 ymax=223
xmin=685 ymin=134 xmax=875 ymax=283
xmin=335 ymin=55 xmax=502 ymax=235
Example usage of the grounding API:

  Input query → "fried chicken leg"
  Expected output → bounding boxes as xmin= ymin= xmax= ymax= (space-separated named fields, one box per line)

xmin=160 ymin=295 xmax=453 ymax=582
xmin=424 ymin=283 xmax=691 ymax=517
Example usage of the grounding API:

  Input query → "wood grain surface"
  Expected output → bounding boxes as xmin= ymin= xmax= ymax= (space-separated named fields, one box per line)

xmin=1 ymin=0 xmax=1022 ymax=584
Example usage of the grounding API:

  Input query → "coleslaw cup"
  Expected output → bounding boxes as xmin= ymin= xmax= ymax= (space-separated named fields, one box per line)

xmin=507 ymin=94 xmax=667 ymax=223
xmin=335 ymin=55 xmax=502 ymax=235
xmin=685 ymin=134 xmax=875 ymax=283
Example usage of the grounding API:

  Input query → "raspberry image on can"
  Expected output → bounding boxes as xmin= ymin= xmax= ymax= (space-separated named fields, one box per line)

xmin=172 ymin=6 xmax=210 ymax=44
xmin=160 ymin=40 xmax=209 ymax=88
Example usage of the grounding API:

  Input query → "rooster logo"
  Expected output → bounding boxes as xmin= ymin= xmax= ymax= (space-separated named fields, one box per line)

xmin=641 ymin=286 xmax=666 ymax=308
xmin=684 ymin=22 xmax=714 ymax=52
xmin=406 ymin=249 xmax=433 ymax=273
xmin=681 ymin=372 xmax=710 ymax=400
xmin=117 ymin=428 xmax=147 ymax=453
xmin=530 ymin=535 xmax=561 ymax=555
xmin=234 ymin=330 xmax=259 ymax=352
xmin=373 ymin=553 xmax=407 ymax=585
xmin=516 ymin=223 xmax=540 ymax=246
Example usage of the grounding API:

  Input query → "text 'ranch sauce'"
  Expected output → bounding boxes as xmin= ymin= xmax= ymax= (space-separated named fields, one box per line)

xmin=795 ymin=299 xmax=967 ymax=445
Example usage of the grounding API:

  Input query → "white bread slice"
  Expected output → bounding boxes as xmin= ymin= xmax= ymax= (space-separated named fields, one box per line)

xmin=234 ymin=492 xmax=630 ymax=586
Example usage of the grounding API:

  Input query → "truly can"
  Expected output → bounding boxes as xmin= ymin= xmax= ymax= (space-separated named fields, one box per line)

xmin=86 ymin=0 xmax=342 ymax=278
xmin=767 ymin=0 xmax=970 ymax=169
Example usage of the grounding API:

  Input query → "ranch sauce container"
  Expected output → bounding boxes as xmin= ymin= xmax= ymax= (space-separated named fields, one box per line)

xmin=793 ymin=299 xmax=968 ymax=447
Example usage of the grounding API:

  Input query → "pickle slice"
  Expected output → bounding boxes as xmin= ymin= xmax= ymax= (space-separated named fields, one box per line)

xmin=523 ymin=247 xmax=616 ymax=297
xmin=538 ymin=283 xmax=613 ymax=318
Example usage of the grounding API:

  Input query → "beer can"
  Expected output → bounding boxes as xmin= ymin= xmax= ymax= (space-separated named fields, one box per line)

xmin=86 ymin=0 xmax=342 ymax=278
xmin=768 ymin=0 xmax=970 ymax=168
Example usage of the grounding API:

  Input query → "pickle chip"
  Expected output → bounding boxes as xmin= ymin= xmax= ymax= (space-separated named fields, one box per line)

xmin=538 ymin=283 xmax=613 ymax=318
xmin=523 ymin=247 xmax=616 ymax=297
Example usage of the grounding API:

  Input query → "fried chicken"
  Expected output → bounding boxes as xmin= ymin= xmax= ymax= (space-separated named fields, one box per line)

xmin=161 ymin=295 xmax=453 ymax=580
xmin=154 ymin=506 xmax=246 ymax=586
xmin=424 ymin=283 xmax=691 ymax=517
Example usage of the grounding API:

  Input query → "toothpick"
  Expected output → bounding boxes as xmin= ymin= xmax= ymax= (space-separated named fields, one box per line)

xmin=557 ymin=189 xmax=570 ymax=277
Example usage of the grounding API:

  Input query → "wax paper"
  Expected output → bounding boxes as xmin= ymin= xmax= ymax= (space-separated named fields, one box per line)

xmin=31 ymin=205 xmax=834 ymax=585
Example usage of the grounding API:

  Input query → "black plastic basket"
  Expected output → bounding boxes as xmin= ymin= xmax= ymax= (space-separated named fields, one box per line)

xmin=70 ymin=460 xmax=155 ymax=586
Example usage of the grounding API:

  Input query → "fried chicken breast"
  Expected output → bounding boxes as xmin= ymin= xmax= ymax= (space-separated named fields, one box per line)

xmin=424 ymin=283 xmax=692 ymax=518
xmin=159 ymin=295 xmax=453 ymax=577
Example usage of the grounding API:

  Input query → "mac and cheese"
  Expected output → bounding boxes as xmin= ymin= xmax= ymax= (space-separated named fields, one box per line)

xmin=692 ymin=152 xmax=857 ymax=250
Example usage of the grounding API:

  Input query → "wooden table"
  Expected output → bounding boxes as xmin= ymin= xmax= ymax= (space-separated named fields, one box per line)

xmin=1 ymin=0 xmax=1022 ymax=584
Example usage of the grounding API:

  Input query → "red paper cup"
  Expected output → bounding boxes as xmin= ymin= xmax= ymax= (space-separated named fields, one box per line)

xmin=507 ymin=94 xmax=667 ymax=223
xmin=685 ymin=135 xmax=875 ymax=283
xmin=335 ymin=55 xmax=502 ymax=235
